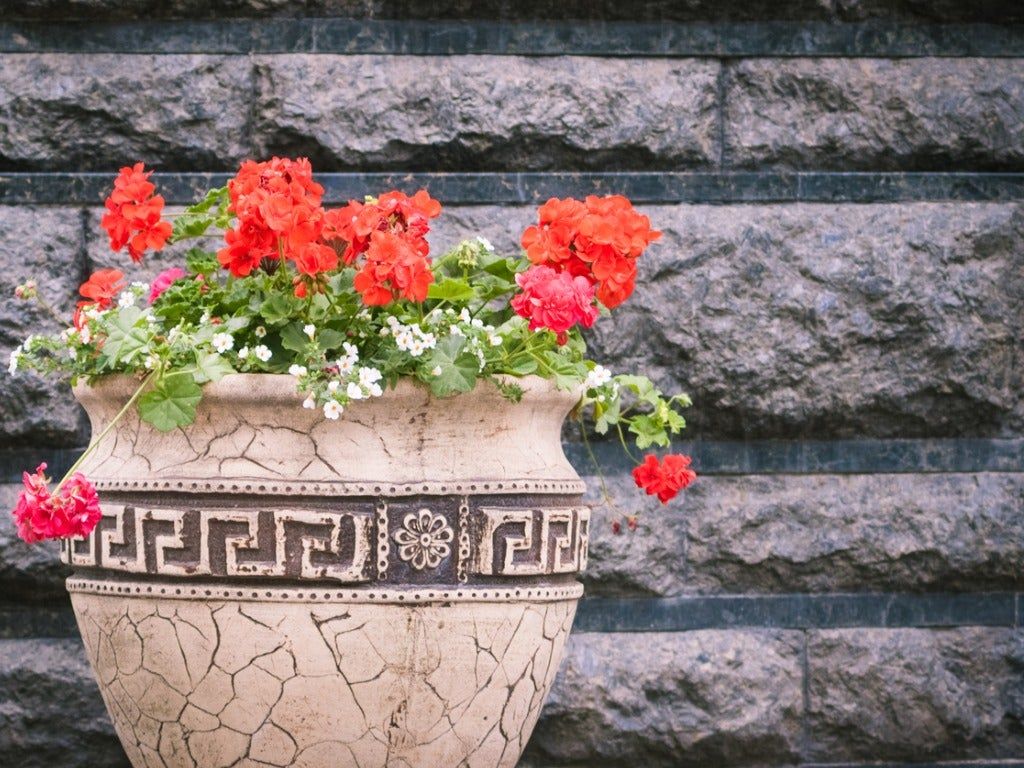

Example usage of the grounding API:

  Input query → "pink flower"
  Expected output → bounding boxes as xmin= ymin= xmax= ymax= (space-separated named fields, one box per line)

xmin=11 ymin=463 xmax=102 ymax=543
xmin=510 ymin=264 xmax=599 ymax=344
xmin=148 ymin=267 xmax=186 ymax=304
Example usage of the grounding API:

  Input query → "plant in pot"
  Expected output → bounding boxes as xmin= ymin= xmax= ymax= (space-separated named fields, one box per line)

xmin=9 ymin=158 xmax=695 ymax=768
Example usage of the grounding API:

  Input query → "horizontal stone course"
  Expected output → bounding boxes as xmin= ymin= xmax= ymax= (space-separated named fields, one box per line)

xmin=432 ymin=201 xmax=1024 ymax=440
xmin=251 ymin=55 xmax=720 ymax=171
xmin=0 ymin=55 xmax=250 ymax=171
xmin=725 ymin=58 xmax=1024 ymax=171
xmin=6 ymin=0 xmax=1023 ymax=22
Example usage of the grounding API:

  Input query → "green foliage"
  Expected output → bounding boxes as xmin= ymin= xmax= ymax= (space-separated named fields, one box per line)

xmin=138 ymin=374 xmax=203 ymax=432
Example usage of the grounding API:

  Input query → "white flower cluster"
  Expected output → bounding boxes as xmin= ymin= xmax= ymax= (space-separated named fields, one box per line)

xmin=7 ymin=337 xmax=31 ymax=376
xmin=116 ymin=282 xmax=149 ymax=309
xmin=385 ymin=317 xmax=437 ymax=357
xmin=312 ymin=364 xmax=385 ymax=420
xmin=436 ymin=308 xmax=504 ymax=371
xmin=337 ymin=342 xmax=359 ymax=375
xmin=585 ymin=364 xmax=613 ymax=390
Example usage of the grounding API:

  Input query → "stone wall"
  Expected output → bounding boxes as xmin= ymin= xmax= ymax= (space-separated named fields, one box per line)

xmin=0 ymin=4 xmax=1022 ymax=767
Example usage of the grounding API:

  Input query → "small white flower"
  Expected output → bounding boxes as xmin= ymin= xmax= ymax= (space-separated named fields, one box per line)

xmin=302 ymin=394 xmax=316 ymax=409
xmin=212 ymin=332 xmax=234 ymax=354
xmin=288 ymin=364 xmax=308 ymax=377
xmin=118 ymin=292 xmax=136 ymax=309
xmin=238 ymin=346 xmax=251 ymax=360
xmin=585 ymin=365 xmax=613 ymax=390
xmin=328 ymin=380 xmax=340 ymax=393
xmin=347 ymin=382 xmax=364 ymax=400
xmin=449 ymin=325 xmax=464 ymax=337
xmin=303 ymin=324 xmax=316 ymax=340
xmin=386 ymin=315 xmax=401 ymax=328
xmin=358 ymin=367 xmax=383 ymax=386
xmin=254 ymin=325 xmax=267 ymax=338
xmin=367 ymin=382 xmax=383 ymax=397
xmin=167 ymin=327 xmax=181 ymax=343
xmin=471 ymin=318 xmax=484 ymax=329
xmin=144 ymin=354 xmax=159 ymax=370
xmin=477 ymin=236 xmax=494 ymax=252
xmin=337 ymin=357 xmax=356 ymax=376
xmin=408 ymin=338 xmax=426 ymax=357
xmin=459 ymin=308 xmax=472 ymax=323
xmin=253 ymin=345 xmax=272 ymax=362
xmin=430 ymin=365 xmax=442 ymax=377
xmin=342 ymin=342 xmax=359 ymax=360
xmin=488 ymin=334 xmax=503 ymax=347
xmin=79 ymin=326 xmax=92 ymax=345
xmin=379 ymin=327 xmax=390 ymax=337
xmin=8 ymin=348 xmax=21 ymax=375
xmin=200 ymin=311 xmax=211 ymax=324
xmin=323 ymin=400 xmax=343 ymax=420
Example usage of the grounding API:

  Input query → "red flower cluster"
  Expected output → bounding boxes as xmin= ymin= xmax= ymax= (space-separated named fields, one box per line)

xmin=218 ymin=157 xmax=325 ymax=280
xmin=510 ymin=265 xmax=599 ymax=344
xmin=521 ymin=195 xmax=660 ymax=309
xmin=324 ymin=190 xmax=441 ymax=305
xmin=12 ymin=464 xmax=102 ymax=543
xmin=218 ymin=158 xmax=440 ymax=303
xmin=101 ymin=163 xmax=172 ymax=262
xmin=632 ymin=453 xmax=696 ymax=504
xmin=75 ymin=268 xmax=126 ymax=328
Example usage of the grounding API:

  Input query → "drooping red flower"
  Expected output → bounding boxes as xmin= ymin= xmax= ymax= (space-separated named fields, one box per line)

xmin=632 ymin=453 xmax=696 ymax=504
xmin=510 ymin=264 xmax=599 ymax=344
xmin=11 ymin=464 xmax=102 ymax=543
xmin=353 ymin=231 xmax=434 ymax=306
xmin=520 ymin=194 xmax=660 ymax=310
xmin=322 ymin=189 xmax=441 ymax=266
xmin=101 ymin=163 xmax=172 ymax=262
xmin=78 ymin=268 xmax=126 ymax=309
xmin=148 ymin=267 xmax=186 ymax=304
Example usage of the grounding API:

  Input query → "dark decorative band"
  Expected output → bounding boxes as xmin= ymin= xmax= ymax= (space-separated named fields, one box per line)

xmin=60 ymin=499 xmax=591 ymax=583
xmin=0 ymin=20 xmax=1021 ymax=57
xmin=2 ymin=172 xmax=1024 ymax=206
xmin=6 ymin=591 xmax=1020 ymax=640
xmin=573 ymin=592 xmax=1022 ymax=633
xmin=6 ymin=438 xmax=1021 ymax=486
xmin=65 ymin=576 xmax=584 ymax=604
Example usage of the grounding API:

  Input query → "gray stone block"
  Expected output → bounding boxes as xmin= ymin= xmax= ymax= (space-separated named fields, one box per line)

xmin=0 ymin=638 xmax=129 ymax=768
xmin=252 ymin=55 xmax=720 ymax=170
xmin=725 ymin=58 xmax=1024 ymax=171
xmin=0 ymin=206 xmax=88 ymax=446
xmin=522 ymin=630 xmax=804 ymax=766
xmin=0 ymin=55 xmax=251 ymax=171
xmin=806 ymin=628 xmax=1024 ymax=760
xmin=0 ymin=484 xmax=66 ymax=599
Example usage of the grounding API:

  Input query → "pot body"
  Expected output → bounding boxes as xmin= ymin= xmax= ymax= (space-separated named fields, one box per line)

xmin=63 ymin=375 xmax=588 ymax=768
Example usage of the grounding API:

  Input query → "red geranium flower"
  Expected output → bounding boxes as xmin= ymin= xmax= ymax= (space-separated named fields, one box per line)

xmin=632 ymin=453 xmax=696 ymax=504
xmin=520 ymin=194 xmax=660 ymax=309
xmin=101 ymin=163 xmax=172 ymax=262
xmin=78 ymin=268 xmax=126 ymax=309
xmin=11 ymin=464 xmax=102 ymax=543
xmin=352 ymin=231 xmax=434 ymax=306
xmin=510 ymin=264 xmax=599 ymax=344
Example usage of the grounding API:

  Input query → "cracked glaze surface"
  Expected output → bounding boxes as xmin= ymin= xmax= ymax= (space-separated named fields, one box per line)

xmin=72 ymin=586 xmax=577 ymax=768
xmin=66 ymin=375 xmax=586 ymax=768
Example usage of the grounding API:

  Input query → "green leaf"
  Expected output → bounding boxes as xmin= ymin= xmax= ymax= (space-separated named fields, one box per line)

xmin=427 ymin=278 xmax=476 ymax=303
xmin=99 ymin=307 xmax=149 ymax=368
xmin=138 ymin=375 xmax=203 ymax=432
xmin=261 ymin=294 xmax=300 ymax=325
xmin=505 ymin=354 xmax=538 ymax=376
xmin=317 ymin=328 xmax=347 ymax=352
xmin=542 ymin=350 xmax=587 ymax=391
xmin=184 ymin=248 xmax=219 ymax=276
xmin=422 ymin=335 xmax=478 ymax=397
xmin=628 ymin=414 xmax=671 ymax=450
xmin=193 ymin=351 xmax=234 ymax=384
xmin=279 ymin=322 xmax=309 ymax=354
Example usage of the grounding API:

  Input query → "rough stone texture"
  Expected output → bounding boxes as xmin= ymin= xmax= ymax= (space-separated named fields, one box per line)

xmin=579 ymin=471 xmax=1024 ymax=597
xmin=0 ymin=206 xmax=88 ymax=447
xmin=253 ymin=56 xmax=720 ymax=171
xmin=430 ymin=202 xmax=1024 ymax=439
xmin=7 ymin=0 xmax=1023 ymax=22
xmin=806 ymin=628 xmax=1024 ymax=761
xmin=0 ymin=638 xmax=130 ymax=768
xmin=0 ymin=484 xmax=65 ymax=600
xmin=725 ymin=58 xmax=1024 ymax=171
xmin=521 ymin=630 xmax=804 ymax=766
xmin=0 ymin=55 xmax=251 ymax=171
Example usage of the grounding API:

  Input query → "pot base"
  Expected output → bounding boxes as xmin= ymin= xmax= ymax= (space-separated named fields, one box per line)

xmin=69 ymin=578 xmax=581 ymax=768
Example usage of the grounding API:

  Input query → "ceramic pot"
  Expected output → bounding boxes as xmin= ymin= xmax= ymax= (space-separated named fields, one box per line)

xmin=61 ymin=374 xmax=589 ymax=768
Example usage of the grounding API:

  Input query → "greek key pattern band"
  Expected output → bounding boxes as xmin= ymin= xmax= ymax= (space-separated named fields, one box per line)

xmin=60 ymin=499 xmax=590 ymax=583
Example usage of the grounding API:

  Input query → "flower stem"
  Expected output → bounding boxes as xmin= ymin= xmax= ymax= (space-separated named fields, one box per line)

xmin=53 ymin=371 xmax=156 ymax=494
xmin=580 ymin=417 xmax=621 ymax=515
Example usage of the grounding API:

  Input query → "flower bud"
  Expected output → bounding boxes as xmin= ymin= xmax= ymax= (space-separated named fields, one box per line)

xmin=14 ymin=280 xmax=38 ymax=300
